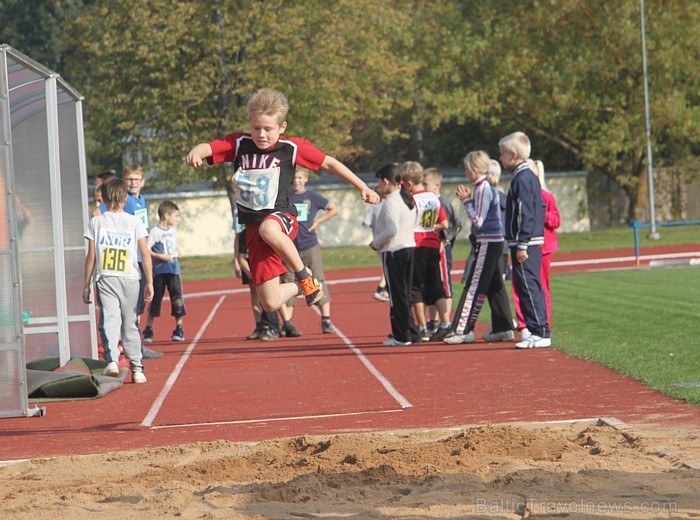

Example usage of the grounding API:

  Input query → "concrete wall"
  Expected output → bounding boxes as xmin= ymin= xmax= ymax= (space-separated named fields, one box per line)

xmin=145 ymin=170 xmax=591 ymax=256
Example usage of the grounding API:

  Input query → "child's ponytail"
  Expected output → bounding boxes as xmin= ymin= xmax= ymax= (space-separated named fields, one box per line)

xmin=398 ymin=181 xmax=414 ymax=210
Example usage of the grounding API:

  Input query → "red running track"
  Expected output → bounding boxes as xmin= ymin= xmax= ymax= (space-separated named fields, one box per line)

xmin=1 ymin=245 xmax=700 ymax=462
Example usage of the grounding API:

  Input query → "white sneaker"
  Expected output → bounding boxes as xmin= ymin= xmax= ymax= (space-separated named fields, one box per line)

xmin=443 ymin=331 xmax=476 ymax=344
xmin=520 ymin=328 xmax=532 ymax=341
xmin=482 ymin=328 xmax=515 ymax=342
xmin=373 ymin=290 xmax=390 ymax=302
xmin=515 ymin=335 xmax=551 ymax=349
xmin=132 ymin=371 xmax=147 ymax=384
xmin=102 ymin=361 xmax=119 ymax=377
xmin=383 ymin=337 xmax=412 ymax=346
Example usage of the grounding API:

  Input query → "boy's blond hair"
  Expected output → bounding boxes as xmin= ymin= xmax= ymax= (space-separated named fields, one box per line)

xmin=423 ymin=167 xmax=442 ymax=184
xmin=123 ymin=163 xmax=144 ymax=179
xmin=247 ymin=88 xmax=289 ymax=125
xmin=533 ymin=159 xmax=546 ymax=189
xmin=462 ymin=150 xmax=490 ymax=178
xmin=295 ymin=166 xmax=311 ymax=178
xmin=487 ymin=159 xmax=502 ymax=187
xmin=498 ymin=131 xmax=531 ymax=161
xmin=399 ymin=161 xmax=424 ymax=186
xmin=102 ymin=178 xmax=127 ymax=210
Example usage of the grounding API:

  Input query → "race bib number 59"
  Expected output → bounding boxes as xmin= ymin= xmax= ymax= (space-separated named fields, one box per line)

xmin=233 ymin=167 xmax=280 ymax=211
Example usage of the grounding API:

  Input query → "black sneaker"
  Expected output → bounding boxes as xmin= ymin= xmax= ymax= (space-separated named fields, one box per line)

xmin=430 ymin=327 xmax=453 ymax=342
xmin=247 ymin=326 xmax=263 ymax=340
xmin=259 ymin=326 xmax=277 ymax=341
xmin=426 ymin=320 xmax=438 ymax=335
xmin=321 ymin=319 xmax=334 ymax=334
xmin=283 ymin=324 xmax=302 ymax=337
xmin=143 ymin=326 xmax=154 ymax=343
xmin=172 ymin=325 xmax=185 ymax=342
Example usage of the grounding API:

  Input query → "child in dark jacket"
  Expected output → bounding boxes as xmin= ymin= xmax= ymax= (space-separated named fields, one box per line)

xmin=499 ymin=131 xmax=551 ymax=349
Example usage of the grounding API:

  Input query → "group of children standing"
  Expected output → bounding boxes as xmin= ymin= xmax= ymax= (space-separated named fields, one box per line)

xmin=84 ymin=165 xmax=187 ymax=383
xmin=83 ymin=87 xmax=561 ymax=385
xmin=368 ymin=131 xmax=560 ymax=349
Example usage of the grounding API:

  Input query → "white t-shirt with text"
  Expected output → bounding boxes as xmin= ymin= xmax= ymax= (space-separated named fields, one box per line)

xmin=84 ymin=211 xmax=147 ymax=280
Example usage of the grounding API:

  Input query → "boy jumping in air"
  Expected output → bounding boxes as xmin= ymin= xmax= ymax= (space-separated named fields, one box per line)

xmin=186 ymin=88 xmax=378 ymax=313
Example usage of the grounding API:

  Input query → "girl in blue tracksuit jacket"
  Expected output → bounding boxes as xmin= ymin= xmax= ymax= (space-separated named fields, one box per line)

xmin=445 ymin=151 xmax=514 ymax=345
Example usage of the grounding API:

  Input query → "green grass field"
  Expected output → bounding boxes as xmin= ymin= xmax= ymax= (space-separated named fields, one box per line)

xmin=180 ymin=224 xmax=699 ymax=278
xmin=550 ymin=267 xmax=700 ymax=405
xmin=180 ymin=225 xmax=700 ymax=405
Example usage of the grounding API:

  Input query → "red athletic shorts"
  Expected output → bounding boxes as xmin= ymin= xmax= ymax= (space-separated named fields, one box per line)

xmin=245 ymin=212 xmax=299 ymax=286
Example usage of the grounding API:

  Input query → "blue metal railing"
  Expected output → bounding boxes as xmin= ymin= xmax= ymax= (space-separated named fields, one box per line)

xmin=628 ymin=220 xmax=700 ymax=265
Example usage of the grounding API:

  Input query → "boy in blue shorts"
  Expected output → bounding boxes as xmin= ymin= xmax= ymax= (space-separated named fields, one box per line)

xmin=83 ymin=178 xmax=153 ymax=383
xmin=186 ymin=88 xmax=378 ymax=316
xmin=143 ymin=201 xmax=186 ymax=343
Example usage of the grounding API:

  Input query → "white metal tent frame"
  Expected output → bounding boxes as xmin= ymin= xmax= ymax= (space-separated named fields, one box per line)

xmin=0 ymin=44 xmax=95 ymax=418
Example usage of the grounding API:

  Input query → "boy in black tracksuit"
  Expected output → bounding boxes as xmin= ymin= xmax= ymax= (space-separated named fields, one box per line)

xmin=499 ymin=132 xmax=551 ymax=348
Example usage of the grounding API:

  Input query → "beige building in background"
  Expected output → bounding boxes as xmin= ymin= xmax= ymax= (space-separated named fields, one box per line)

xmin=145 ymin=171 xmax=590 ymax=257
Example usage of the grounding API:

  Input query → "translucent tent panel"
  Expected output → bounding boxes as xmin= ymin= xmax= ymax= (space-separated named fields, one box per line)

xmin=0 ymin=48 xmax=27 ymax=417
xmin=69 ymin=321 xmax=93 ymax=359
xmin=24 ymin=333 xmax=60 ymax=359
xmin=65 ymin=249 xmax=87 ymax=316
xmin=58 ymin=92 xmax=85 ymax=249
xmin=0 ymin=349 xmax=21 ymax=416
xmin=11 ymin=87 xmax=53 ymax=247
xmin=0 ymin=44 xmax=94 ymax=418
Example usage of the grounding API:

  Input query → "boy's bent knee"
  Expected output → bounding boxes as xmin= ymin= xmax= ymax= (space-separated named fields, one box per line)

xmin=258 ymin=219 xmax=283 ymax=240
xmin=258 ymin=296 xmax=279 ymax=313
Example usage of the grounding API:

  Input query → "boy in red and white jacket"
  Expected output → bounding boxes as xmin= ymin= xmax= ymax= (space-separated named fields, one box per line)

xmin=401 ymin=162 xmax=451 ymax=342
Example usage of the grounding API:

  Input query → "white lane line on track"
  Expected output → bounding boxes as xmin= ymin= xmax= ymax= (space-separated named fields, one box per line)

xmin=551 ymin=250 xmax=700 ymax=267
xmin=180 ymin=277 xmax=380 ymax=299
xmin=141 ymin=294 xmax=226 ymax=428
xmin=180 ymin=251 xmax=700 ymax=300
xmin=150 ymin=408 xmax=404 ymax=430
xmin=310 ymin=306 xmax=413 ymax=410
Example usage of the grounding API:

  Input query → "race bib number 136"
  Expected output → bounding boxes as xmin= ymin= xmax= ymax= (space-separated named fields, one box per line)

xmin=100 ymin=246 xmax=130 ymax=275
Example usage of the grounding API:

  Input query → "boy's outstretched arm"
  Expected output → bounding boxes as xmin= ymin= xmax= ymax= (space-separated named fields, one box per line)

xmin=322 ymin=156 xmax=379 ymax=204
xmin=185 ymin=143 xmax=213 ymax=168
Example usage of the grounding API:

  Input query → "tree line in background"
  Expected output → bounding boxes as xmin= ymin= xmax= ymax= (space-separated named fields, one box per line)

xmin=1 ymin=0 xmax=698 ymax=222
